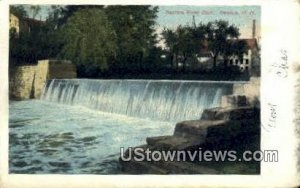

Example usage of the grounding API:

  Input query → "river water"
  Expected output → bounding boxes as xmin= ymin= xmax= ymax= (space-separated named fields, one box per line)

xmin=9 ymin=79 xmax=238 ymax=174
xmin=9 ymin=100 xmax=173 ymax=174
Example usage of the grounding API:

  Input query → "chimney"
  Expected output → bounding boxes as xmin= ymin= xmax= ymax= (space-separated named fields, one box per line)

xmin=252 ymin=19 xmax=256 ymax=39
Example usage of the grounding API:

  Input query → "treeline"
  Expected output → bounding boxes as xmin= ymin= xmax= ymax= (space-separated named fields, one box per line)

xmin=10 ymin=5 xmax=248 ymax=79
xmin=162 ymin=21 xmax=247 ymax=72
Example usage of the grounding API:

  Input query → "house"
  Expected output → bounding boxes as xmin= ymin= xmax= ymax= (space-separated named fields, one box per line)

xmin=196 ymin=20 xmax=260 ymax=75
xmin=195 ymin=38 xmax=260 ymax=75
xmin=223 ymin=38 xmax=260 ymax=74
xmin=9 ymin=13 xmax=45 ymax=34
xmin=10 ymin=13 xmax=20 ymax=34
xmin=20 ymin=17 xmax=45 ymax=33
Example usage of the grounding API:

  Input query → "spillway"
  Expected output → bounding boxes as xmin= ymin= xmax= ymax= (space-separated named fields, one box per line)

xmin=41 ymin=79 xmax=236 ymax=122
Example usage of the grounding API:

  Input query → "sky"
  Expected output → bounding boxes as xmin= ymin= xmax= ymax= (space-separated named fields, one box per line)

xmin=156 ymin=6 xmax=260 ymax=39
xmin=23 ymin=5 xmax=260 ymax=39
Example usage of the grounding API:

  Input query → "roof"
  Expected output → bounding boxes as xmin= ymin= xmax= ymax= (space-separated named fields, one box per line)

xmin=240 ymin=38 xmax=259 ymax=50
xmin=24 ymin=18 xmax=45 ymax=25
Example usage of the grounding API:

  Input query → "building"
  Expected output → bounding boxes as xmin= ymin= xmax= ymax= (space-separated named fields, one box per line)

xmin=196 ymin=19 xmax=260 ymax=75
xmin=9 ymin=13 xmax=20 ymax=34
xmin=224 ymin=38 xmax=260 ymax=74
xmin=223 ymin=19 xmax=260 ymax=75
xmin=20 ymin=17 xmax=45 ymax=33
xmin=9 ymin=13 xmax=45 ymax=34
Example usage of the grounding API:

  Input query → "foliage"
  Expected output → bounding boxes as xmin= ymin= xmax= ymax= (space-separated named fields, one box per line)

xmin=205 ymin=20 xmax=245 ymax=70
xmin=104 ymin=6 xmax=159 ymax=69
xmin=29 ymin=6 xmax=41 ymax=19
xmin=9 ymin=6 xmax=65 ymax=66
xmin=9 ymin=5 xmax=249 ymax=80
xmin=60 ymin=8 xmax=117 ymax=71
xmin=10 ymin=5 xmax=28 ymax=19
xmin=161 ymin=20 xmax=247 ymax=72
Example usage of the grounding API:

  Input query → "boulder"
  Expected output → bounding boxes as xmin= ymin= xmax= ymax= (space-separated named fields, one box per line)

xmin=201 ymin=106 xmax=259 ymax=121
xmin=221 ymin=95 xmax=248 ymax=108
xmin=174 ymin=119 xmax=259 ymax=147
xmin=120 ymin=106 xmax=260 ymax=174
xmin=174 ymin=120 xmax=226 ymax=137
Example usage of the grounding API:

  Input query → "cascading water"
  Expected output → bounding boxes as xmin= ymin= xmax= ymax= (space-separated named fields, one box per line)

xmin=41 ymin=79 xmax=235 ymax=122
xmin=10 ymin=79 xmax=244 ymax=174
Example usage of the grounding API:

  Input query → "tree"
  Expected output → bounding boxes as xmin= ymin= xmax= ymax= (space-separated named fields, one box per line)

xmin=162 ymin=24 xmax=205 ymax=72
xmin=10 ymin=5 xmax=28 ymax=19
xmin=104 ymin=6 xmax=158 ymax=70
xmin=205 ymin=20 xmax=241 ymax=71
xmin=60 ymin=8 xmax=117 ymax=73
xmin=161 ymin=28 xmax=178 ymax=69
xmin=46 ymin=5 xmax=64 ymax=29
xmin=10 ymin=5 xmax=49 ymax=65
xmin=176 ymin=25 xmax=205 ymax=71
xmin=57 ymin=5 xmax=104 ymax=27
xmin=29 ymin=5 xmax=41 ymax=19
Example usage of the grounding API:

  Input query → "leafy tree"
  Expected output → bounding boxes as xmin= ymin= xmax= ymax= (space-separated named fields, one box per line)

xmin=104 ymin=6 xmax=158 ymax=69
xmin=45 ymin=6 xmax=64 ymax=28
xmin=205 ymin=20 xmax=241 ymax=71
xmin=60 ymin=8 xmax=117 ymax=72
xmin=29 ymin=5 xmax=41 ymax=19
xmin=10 ymin=29 xmax=42 ymax=64
xmin=56 ymin=5 xmax=104 ymax=27
xmin=161 ymin=28 xmax=178 ymax=69
xmin=177 ymin=25 xmax=205 ymax=71
xmin=162 ymin=24 xmax=205 ymax=71
xmin=10 ymin=5 xmax=28 ymax=19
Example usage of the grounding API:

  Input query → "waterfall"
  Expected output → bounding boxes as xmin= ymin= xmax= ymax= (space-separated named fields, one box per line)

xmin=41 ymin=79 xmax=236 ymax=122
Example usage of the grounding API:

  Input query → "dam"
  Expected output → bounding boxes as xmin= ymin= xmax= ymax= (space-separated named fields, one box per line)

xmin=9 ymin=79 xmax=248 ymax=174
xmin=41 ymin=79 xmax=237 ymax=122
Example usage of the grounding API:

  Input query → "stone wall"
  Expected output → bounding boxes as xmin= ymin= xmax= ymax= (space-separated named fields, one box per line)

xmin=33 ymin=60 xmax=49 ymax=99
xmin=34 ymin=60 xmax=77 ymax=98
xmin=9 ymin=65 xmax=36 ymax=100
xmin=9 ymin=59 xmax=77 ymax=100
xmin=48 ymin=60 xmax=77 ymax=79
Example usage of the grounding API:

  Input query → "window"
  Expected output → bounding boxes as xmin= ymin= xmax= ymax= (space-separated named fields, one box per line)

xmin=245 ymin=59 xmax=249 ymax=64
xmin=235 ymin=59 xmax=239 ymax=64
xmin=230 ymin=59 xmax=233 ymax=65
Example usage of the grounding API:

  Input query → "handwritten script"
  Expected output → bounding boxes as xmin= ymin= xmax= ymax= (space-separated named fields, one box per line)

xmin=270 ymin=49 xmax=288 ymax=78
xmin=268 ymin=103 xmax=277 ymax=128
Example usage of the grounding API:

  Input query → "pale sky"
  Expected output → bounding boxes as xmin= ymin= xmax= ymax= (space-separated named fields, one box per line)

xmin=156 ymin=6 xmax=261 ymax=39
xmin=23 ymin=5 xmax=260 ymax=41
xmin=155 ymin=6 xmax=260 ymax=48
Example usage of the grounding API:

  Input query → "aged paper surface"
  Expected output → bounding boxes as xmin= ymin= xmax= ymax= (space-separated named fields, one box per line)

xmin=0 ymin=0 xmax=299 ymax=187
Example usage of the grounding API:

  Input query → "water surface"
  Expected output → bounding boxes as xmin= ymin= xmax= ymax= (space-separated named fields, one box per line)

xmin=9 ymin=100 xmax=173 ymax=174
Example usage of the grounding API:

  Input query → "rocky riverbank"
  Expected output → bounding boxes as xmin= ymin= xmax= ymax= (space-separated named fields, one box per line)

xmin=119 ymin=106 xmax=260 ymax=174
